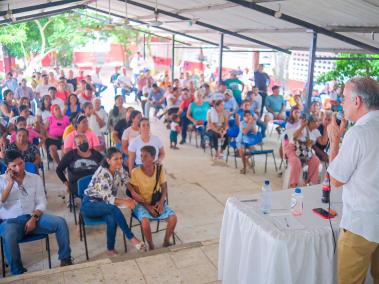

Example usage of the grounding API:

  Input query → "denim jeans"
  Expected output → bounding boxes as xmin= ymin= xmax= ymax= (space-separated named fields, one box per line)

xmin=207 ymin=129 xmax=228 ymax=151
xmin=95 ymin=83 xmax=108 ymax=97
xmin=196 ymin=126 xmax=206 ymax=146
xmin=80 ymin=198 xmax=134 ymax=251
xmin=256 ymin=119 xmax=267 ymax=139
xmin=0 ymin=214 xmax=71 ymax=275
xmin=180 ymin=111 xmax=190 ymax=142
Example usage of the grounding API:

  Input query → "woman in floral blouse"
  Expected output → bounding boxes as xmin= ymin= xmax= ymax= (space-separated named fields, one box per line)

xmin=80 ymin=147 xmax=146 ymax=256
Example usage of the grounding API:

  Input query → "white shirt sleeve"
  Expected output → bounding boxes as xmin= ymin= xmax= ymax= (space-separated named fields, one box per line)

xmin=328 ymin=129 xmax=361 ymax=183
xmin=121 ymin=128 xmax=129 ymax=141
xmin=34 ymin=175 xmax=47 ymax=212
xmin=128 ymin=137 xmax=138 ymax=152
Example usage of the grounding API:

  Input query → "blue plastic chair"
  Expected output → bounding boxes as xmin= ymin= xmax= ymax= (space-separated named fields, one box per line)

xmin=77 ymin=175 xmax=127 ymax=260
xmin=1 ymin=234 xmax=51 ymax=277
xmin=0 ymin=161 xmax=6 ymax=175
xmin=225 ymin=121 xmax=240 ymax=168
xmin=24 ymin=162 xmax=38 ymax=174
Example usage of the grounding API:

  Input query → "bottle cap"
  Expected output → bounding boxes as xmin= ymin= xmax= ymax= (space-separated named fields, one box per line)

xmin=264 ymin=180 xmax=270 ymax=185
xmin=295 ymin=187 xmax=301 ymax=193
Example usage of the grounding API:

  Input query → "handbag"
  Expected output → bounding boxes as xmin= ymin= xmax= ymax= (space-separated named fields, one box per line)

xmin=150 ymin=165 xmax=162 ymax=206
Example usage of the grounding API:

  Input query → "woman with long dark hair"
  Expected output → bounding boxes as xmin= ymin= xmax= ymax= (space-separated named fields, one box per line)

xmin=64 ymin=94 xmax=81 ymax=117
xmin=80 ymin=147 xmax=146 ymax=256
xmin=107 ymin=95 xmax=126 ymax=131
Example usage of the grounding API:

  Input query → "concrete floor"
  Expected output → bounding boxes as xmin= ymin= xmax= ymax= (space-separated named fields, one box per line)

xmin=0 ymin=95 xmax=284 ymax=283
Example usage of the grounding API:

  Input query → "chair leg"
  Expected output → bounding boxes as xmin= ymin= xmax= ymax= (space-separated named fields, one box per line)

xmin=79 ymin=214 xmax=83 ymax=242
xmin=46 ymin=236 xmax=51 ymax=269
xmin=129 ymin=215 xmax=133 ymax=228
xmin=251 ymin=155 xmax=256 ymax=174
xmin=72 ymin=195 xmax=77 ymax=226
xmin=225 ymin=145 xmax=229 ymax=163
xmin=82 ymin=221 xmax=89 ymax=260
xmin=139 ymin=221 xmax=145 ymax=243
xmin=234 ymin=148 xmax=238 ymax=169
xmin=172 ymin=232 xmax=176 ymax=245
xmin=123 ymin=233 xmax=127 ymax=253
xmin=156 ymin=220 xmax=160 ymax=233
xmin=1 ymin=237 xmax=6 ymax=277
xmin=272 ymin=152 xmax=278 ymax=172
xmin=265 ymin=154 xmax=268 ymax=173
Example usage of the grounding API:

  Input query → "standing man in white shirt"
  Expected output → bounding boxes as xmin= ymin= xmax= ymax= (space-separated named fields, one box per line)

xmin=327 ymin=77 xmax=379 ymax=284
xmin=0 ymin=150 xmax=72 ymax=275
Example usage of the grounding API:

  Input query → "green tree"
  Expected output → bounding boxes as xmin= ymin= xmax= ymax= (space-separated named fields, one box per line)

xmin=317 ymin=53 xmax=379 ymax=84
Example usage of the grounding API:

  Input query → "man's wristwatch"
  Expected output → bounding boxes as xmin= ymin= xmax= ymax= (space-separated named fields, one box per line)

xmin=32 ymin=214 xmax=40 ymax=221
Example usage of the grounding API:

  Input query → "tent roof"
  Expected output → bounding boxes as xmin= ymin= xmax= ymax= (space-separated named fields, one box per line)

xmin=2 ymin=0 xmax=379 ymax=53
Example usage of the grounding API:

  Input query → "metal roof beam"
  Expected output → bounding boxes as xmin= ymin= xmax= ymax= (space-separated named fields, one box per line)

xmin=0 ymin=5 xmax=85 ymax=25
xmin=87 ymin=6 xmax=220 ymax=47
xmin=0 ymin=0 xmax=85 ymax=17
xmin=123 ymin=0 xmax=291 ymax=54
xmin=226 ymin=0 xmax=379 ymax=54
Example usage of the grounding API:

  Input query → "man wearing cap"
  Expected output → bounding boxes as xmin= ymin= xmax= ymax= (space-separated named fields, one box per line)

xmin=224 ymin=89 xmax=238 ymax=115
xmin=225 ymin=71 xmax=244 ymax=106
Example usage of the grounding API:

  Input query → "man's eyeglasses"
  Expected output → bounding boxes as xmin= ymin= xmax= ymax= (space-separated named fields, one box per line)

xmin=18 ymin=184 xmax=28 ymax=196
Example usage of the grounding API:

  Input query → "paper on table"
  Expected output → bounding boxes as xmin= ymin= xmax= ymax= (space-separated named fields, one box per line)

xmin=270 ymin=215 xmax=306 ymax=230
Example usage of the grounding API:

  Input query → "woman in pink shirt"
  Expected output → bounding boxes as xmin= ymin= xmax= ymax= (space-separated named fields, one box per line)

xmin=45 ymin=104 xmax=70 ymax=164
xmin=63 ymin=113 xmax=100 ymax=153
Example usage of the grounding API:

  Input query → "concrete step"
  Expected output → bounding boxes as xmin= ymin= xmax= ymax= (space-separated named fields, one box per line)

xmin=1 ymin=240 xmax=218 ymax=283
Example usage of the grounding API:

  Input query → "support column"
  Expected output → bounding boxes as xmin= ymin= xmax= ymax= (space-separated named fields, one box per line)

xmin=171 ymin=34 xmax=175 ymax=82
xmin=218 ymin=33 xmax=224 ymax=83
xmin=304 ymin=31 xmax=317 ymax=116
xmin=143 ymin=34 xmax=146 ymax=60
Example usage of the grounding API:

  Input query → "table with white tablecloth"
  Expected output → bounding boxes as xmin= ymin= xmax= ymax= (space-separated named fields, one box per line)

xmin=218 ymin=185 xmax=373 ymax=284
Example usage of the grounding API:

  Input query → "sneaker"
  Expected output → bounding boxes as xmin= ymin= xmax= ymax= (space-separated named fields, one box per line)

xmin=179 ymin=140 xmax=185 ymax=145
xmin=60 ymin=257 xmax=74 ymax=267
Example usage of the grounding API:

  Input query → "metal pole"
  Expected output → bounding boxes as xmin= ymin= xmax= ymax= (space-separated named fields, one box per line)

xmin=143 ymin=34 xmax=146 ymax=60
xmin=305 ymin=31 xmax=318 ymax=116
xmin=218 ymin=33 xmax=224 ymax=83
xmin=171 ymin=34 xmax=175 ymax=82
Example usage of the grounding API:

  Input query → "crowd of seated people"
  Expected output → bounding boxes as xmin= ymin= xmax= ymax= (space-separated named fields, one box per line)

xmin=0 ymin=64 xmax=346 ymax=276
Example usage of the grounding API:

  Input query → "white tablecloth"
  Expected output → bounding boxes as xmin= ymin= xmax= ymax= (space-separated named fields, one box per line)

xmin=218 ymin=185 xmax=354 ymax=284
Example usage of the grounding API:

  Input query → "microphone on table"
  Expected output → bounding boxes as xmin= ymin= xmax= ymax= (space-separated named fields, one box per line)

xmin=321 ymin=172 xmax=331 ymax=203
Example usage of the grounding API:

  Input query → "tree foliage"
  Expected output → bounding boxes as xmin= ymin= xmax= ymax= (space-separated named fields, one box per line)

xmin=317 ymin=53 xmax=379 ymax=84
xmin=0 ymin=9 xmax=140 ymax=68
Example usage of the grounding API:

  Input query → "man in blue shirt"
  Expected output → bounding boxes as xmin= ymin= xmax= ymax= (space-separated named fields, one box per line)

xmin=2 ymin=72 xmax=18 ymax=93
xmin=265 ymin=85 xmax=286 ymax=121
xmin=254 ymin=64 xmax=270 ymax=116
xmin=147 ymin=84 xmax=165 ymax=119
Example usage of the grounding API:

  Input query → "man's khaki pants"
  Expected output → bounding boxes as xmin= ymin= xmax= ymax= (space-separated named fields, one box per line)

xmin=338 ymin=229 xmax=379 ymax=284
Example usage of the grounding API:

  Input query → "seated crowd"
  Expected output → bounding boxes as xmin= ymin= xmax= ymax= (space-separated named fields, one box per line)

xmin=0 ymin=65 xmax=344 ymax=276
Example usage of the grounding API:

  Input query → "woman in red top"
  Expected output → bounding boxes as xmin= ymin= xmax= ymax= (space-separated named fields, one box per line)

xmin=56 ymin=81 xmax=70 ymax=102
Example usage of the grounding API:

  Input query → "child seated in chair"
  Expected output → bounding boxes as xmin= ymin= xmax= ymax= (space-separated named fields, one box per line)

xmin=237 ymin=110 xmax=261 ymax=174
xmin=127 ymin=145 xmax=177 ymax=251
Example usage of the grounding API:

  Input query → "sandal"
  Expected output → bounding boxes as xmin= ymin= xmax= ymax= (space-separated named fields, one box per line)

xmin=135 ymin=242 xmax=147 ymax=252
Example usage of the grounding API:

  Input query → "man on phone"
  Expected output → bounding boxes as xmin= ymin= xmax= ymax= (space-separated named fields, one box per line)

xmin=0 ymin=150 xmax=72 ymax=275
xmin=327 ymin=77 xmax=379 ymax=284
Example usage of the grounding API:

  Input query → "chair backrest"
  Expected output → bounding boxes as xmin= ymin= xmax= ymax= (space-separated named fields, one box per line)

xmin=77 ymin=175 xmax=93 ymax=199
xmin=0 ymin=160 xmax=7 ymax=175
xmin=25 ymin=162 xmax=38 ymax=174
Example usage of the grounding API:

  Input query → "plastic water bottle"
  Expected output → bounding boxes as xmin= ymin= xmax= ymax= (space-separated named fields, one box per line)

xmin=291 ymin=187 xmax=304 ymax=216
xmin=261 ymin=180 xmax=272 ymax=214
